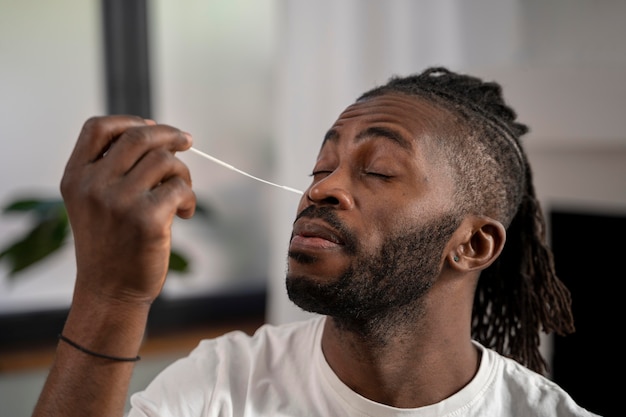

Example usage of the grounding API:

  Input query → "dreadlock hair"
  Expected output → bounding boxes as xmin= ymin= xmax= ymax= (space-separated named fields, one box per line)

xmin=357 ymin=67 xmax=575 ymax=375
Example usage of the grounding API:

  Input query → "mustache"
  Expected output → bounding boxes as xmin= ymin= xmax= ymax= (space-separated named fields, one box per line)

xmin=294 ymin=206 xmax=358 ymax=253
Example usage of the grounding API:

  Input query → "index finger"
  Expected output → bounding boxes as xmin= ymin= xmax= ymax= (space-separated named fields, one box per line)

xmin=67 ymin=115 xmax=149 ymax=167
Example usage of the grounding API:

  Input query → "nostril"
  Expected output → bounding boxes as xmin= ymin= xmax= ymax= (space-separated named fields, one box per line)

xmin=306 ymin=192 xmax=339 ymax=206
xmin=307 ymin=179 xmax=354 ymax=209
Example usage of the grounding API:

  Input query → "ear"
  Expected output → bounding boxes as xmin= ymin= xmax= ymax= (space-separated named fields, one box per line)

xmin=446 ymin=215 xmax=506 ymax=272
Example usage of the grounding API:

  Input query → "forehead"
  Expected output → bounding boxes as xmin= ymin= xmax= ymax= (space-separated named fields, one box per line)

xmin=324 ymin=92 xmax=449 ymax=148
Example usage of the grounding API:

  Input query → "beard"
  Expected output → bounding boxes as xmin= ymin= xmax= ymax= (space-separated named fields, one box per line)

xmin=286 ymin=206 xmax=461 ymax=338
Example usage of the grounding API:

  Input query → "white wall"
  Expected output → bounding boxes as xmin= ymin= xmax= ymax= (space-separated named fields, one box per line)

xmin=0 ymin=0 xmax=104 ymax=312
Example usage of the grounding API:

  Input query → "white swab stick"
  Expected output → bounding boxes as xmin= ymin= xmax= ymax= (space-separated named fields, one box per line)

xmin=188 ymin=147 xmax=304 ymax=195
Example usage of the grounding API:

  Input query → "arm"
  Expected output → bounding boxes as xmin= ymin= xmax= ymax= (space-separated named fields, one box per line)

xmin=32 ymin=115 xmax=196 ymax=417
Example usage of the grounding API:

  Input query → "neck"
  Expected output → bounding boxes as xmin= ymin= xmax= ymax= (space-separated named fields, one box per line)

xmin=321 ymin=295 xmax=479 ymax=408
xmin=328 ymin=299 xmax=427 ymax=348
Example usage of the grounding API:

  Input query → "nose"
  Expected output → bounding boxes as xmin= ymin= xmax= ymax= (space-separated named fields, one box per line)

xmin=306 ymin=171 xmax=354 ymax=210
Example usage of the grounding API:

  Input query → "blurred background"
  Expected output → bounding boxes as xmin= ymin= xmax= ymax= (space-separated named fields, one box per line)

xmin=1 ymin=1 xmax=624 ymax=416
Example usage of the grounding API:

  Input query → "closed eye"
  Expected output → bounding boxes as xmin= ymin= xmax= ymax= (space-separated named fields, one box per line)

xmin=364 ymin=171 xmax=392 ymax=179
xmin=310 ymin=170 xmax=333 ymax=177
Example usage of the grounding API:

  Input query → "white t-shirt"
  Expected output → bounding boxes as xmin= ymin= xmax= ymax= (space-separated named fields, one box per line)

xmin=128 ymin=315 xmax=599 ymax=417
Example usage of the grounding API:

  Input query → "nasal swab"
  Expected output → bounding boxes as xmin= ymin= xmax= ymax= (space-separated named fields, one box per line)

xmin=188 ymin=147 xmax=303 ymax=195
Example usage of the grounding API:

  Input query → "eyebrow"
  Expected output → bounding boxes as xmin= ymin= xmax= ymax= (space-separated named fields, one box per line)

xmin=323 ymin=126 xmax=412 ymax=150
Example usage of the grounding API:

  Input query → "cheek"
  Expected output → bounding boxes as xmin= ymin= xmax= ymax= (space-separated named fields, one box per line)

xmin=371 ymin=194 xmax=416 ymax=224
xmin=359 ymin=206 xmax=408 ymax=250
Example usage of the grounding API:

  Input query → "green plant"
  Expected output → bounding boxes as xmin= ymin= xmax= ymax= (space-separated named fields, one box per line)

xmin=0 ymin=197 xmax=209 ymax=279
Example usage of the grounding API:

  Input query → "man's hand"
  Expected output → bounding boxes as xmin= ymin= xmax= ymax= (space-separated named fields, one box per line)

xmin=61 ymin=115 xmax=196 ymax=306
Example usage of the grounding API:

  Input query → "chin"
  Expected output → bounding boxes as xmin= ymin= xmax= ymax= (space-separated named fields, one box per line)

xmin=285 ymin=277 xmax=328 ymax=315
xmin=287 ymin=251 xmax=351 ymax=283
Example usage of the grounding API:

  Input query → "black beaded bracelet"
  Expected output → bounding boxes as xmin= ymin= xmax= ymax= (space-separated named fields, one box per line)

xmin=58 ymin=334 xmax=141 ymax=362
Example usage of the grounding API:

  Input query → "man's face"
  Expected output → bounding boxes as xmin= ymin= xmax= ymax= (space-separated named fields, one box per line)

xmin=286 ymin=93 xmax=460 ymax=322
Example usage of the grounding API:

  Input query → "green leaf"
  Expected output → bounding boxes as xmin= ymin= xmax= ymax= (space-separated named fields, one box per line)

xmin=0 ymin=216 xmax=69 ymax=277
xmin=3 ymin=198 xmax=66 ymax=217
xmin=169 ymin=249 xmax=189 ymax=273
xmin=3 ymin=199 xmax=42 ymax=212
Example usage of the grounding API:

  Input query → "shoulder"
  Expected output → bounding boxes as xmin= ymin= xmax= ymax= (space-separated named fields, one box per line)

xmin=129 ymin=316 xmax=327 ymax=416
xmin=194 ymin=314 xmax=325 ymax=357
xmin=179 ymin=315 xmax=325 ymax=384
xmin=478 ymin=344 xmax=600 ymax=416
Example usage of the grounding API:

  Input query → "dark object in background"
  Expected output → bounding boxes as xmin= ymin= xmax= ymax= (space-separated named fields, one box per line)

xmin=550 ymin=209 xmax=623 ymax=417
xmin=102 ymin=0 xmax=152 ymax=118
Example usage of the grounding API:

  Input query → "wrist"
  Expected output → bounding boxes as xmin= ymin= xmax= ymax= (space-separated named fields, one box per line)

xmin=57 ymin=334 xmax=142 ymax=362
xmin=61 ymin=289 xmax=152 ymax=360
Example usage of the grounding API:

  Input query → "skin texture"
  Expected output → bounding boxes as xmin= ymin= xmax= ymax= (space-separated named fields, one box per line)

xmin=32 ymin=93 xmax=506 ymax=415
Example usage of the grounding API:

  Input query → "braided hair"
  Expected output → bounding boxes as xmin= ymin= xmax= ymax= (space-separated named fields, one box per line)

xmin=357 ymin=67 xmax=575 ymax=375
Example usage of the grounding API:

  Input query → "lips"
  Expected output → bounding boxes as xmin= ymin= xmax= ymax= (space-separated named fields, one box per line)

xmin=290 ymin=219 xmax=345 ymax=249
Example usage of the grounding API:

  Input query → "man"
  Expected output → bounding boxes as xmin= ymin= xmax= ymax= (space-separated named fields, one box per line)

xmin=32 ymin=67 xmax=598 ymax=416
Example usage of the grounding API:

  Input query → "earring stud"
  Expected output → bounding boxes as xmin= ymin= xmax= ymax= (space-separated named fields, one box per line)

xmin=453 ymin=255 xmax=459 ymax=262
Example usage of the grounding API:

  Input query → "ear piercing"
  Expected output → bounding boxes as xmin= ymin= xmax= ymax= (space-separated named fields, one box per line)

xmin=453 ymin=255 xmax=459 ymax=262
